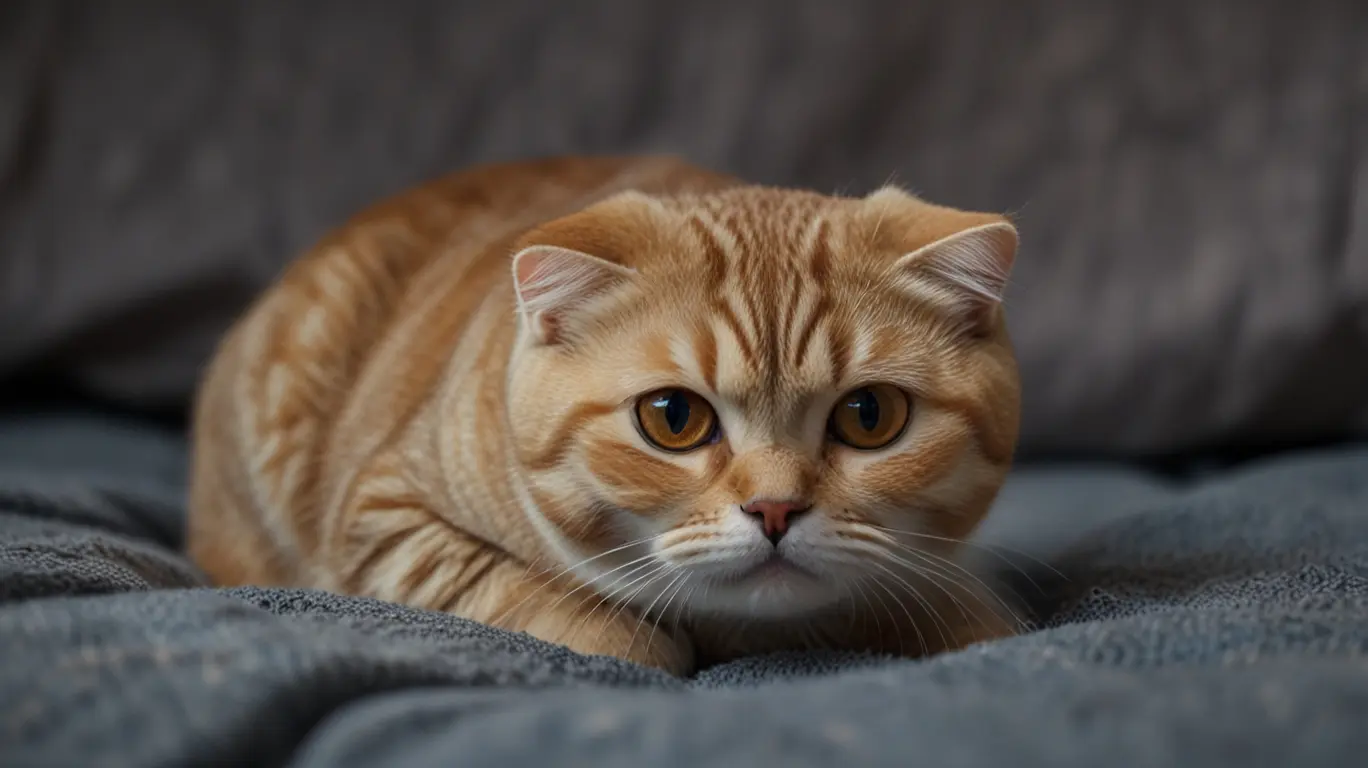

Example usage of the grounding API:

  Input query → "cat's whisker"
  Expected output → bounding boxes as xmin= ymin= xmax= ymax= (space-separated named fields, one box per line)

xmin=687 ymin=580 xmax=710 ymax=633
xmin=879 ymin=542 xmax=1029 ymax=629
xmin=601 ymin=559 xmax=670 ymax=610
xmin=831 ymin=538 xmax=1014 ymax=639
xmin=571 ymin=559 xmax=669 ymax=646
xmin=490 ymin=533 xmax=663 ymax=627
xmin=630 ymin=567 xmax=687 ymax=658
xmin=494 ymin=538 xmax=663 ymax=628
xmin=850 ymin=577 xmax=884 ymax=643
xmin=825 ymin=537 xmax=967 ymax=593
xmin=848 ymin=540 xmax=985 ymax=630
xmin=881 ymin=553 xmax=981 ymax=631
xmin=546 ymin=549 xmax=664 ymax=616
xmin=865 ymin=575 xmax=916 ymax=656
xmin=654 ymin=540 xmax=735 ymax=563
xmin=863 ymin=559 xmax=948 ymax=653
xmin=646 ymin=572 xmax=694 ymax=660
xmin=611 ymin=566 xmax=680 ymax=659
xmin=864 ymin=523 xmax=1065 ymax=584
xmin=853 ymin=581 xmax=874 ymax=639
xmin=564 ymin=568 xmax=652 ymax=648
xmin=919 ymin=566 xmax=1027 ymax=633
xmin=838 ymin=581 xmax=859 ymax=636
xmin=858 ymin=526 xmax=1029 ymax=620
xmin=598 ymin=560 xmax=674 ymax=639
xmin=923 ymin=562 xmax=1029 ymax=632
xmin=861 ymin=577 xmax=909 ymax=655
xmin=670 ymin=581 xmax=698 ymax=641
xmin=875 ymin=543 xmax=1026 ymax=631
xmin=565 ymin=555 xmax=664 ymax=627
xmin=556 ymin=533 xmax=664 ymax=577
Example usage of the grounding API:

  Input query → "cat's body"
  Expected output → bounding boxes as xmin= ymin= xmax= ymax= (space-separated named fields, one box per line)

xmin=188 ymin=156 xmax=1022 ymax=674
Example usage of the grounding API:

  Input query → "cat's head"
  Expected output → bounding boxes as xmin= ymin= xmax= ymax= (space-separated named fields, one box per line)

xmin=505 ymin=185 xmax=1019 ymax=621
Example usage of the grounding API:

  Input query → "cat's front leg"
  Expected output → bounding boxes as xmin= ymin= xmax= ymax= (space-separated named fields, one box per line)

xmin=329 ymin=489 xmax=693 ymax=674
xmin=491 ymin=572 xmax=696 ymax=676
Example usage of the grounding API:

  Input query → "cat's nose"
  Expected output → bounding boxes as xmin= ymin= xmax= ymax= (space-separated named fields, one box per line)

xmin=742 ymin=499 xmax=810 ymax=545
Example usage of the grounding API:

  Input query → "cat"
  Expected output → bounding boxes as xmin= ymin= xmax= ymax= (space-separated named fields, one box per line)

xmin=186 ymin=155 xmax=1023 ymax=675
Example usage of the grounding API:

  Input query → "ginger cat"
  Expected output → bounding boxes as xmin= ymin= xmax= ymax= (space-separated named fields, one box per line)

xmin=187 ymin=156 xmax=1023 ymax=674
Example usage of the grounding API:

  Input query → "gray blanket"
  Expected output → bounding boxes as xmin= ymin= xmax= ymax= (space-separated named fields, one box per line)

xmin=2 ymin=414 xmax=1368 ymax=767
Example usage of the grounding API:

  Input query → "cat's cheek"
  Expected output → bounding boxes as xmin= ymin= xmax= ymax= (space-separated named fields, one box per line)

xmin=579 ymin=437 xmax=697 ymax=509
xmin=671 ymin=497 xmax=743 ymax=535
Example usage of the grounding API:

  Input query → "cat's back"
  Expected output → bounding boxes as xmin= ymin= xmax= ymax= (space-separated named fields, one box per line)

xmin=187 ymin=155 xmax=735 ymax=587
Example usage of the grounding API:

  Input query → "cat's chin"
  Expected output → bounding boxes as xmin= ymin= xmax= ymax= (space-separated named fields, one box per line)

xmin=688 ymin=557 xmax=845 ymax=619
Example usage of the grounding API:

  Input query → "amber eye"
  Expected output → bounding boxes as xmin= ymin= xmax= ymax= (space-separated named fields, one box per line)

xmin=635 ymin=389 xmax=718 ymax=452
xmin=829 ymin=384 xmax=911 ymax=450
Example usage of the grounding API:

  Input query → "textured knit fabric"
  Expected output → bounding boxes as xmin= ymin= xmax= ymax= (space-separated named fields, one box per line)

xmin=1 ymin=415 xmax=1367 ymax=766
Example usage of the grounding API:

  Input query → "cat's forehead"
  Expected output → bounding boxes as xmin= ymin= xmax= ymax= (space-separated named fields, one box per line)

xmin=665 ymin=188 xmax=846 ymax=259
xmin=684 ymin=187 xmax=834 ymax=220
xmin=627 ymin=280 xmax=927 ymax=423
xmin=624 ymin=190 xmax=917 ymax=401
xmin=600 ymin=185 xmax=960 ymax=421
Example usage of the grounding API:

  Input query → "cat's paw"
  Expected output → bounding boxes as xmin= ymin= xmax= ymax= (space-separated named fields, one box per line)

xmin=559 ymin=621 xmax=695 ymax=676
xmin=621 ymin=626 xmax=695 ymax=677
xmin=523 ymin=604 xmax=696 ymax=676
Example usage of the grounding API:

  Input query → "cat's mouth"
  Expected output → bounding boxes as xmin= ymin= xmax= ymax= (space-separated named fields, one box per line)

xmin=686 ymin=551 xmax=845 ymax=618
xmin=723 ymin=553 xmax=817 ymax=585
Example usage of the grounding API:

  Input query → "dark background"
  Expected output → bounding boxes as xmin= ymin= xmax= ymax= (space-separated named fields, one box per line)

xmin=2 ymin=0 xmax=1366 ymax=461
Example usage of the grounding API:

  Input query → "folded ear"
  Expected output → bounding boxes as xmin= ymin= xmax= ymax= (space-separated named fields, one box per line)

xmin=512 ymin=245 xmax=636 ymax=345
xmin=892 ymin=221 xmax=1018 ymax=335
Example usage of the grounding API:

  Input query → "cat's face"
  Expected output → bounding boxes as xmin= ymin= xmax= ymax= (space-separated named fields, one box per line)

xmin=505 ymin=186 xmax=1019 ymax=621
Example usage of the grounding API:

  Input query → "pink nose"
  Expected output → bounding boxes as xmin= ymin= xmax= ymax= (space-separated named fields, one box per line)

xmin=742 ymin=499 xmax=810 ymax=544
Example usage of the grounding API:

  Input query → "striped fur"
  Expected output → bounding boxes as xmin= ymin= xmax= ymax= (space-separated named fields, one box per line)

xmin=187 ymin=156 xmax=1022 ymax=675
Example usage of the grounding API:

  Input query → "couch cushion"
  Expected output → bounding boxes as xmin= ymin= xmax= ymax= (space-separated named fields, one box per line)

xmin=2 ymin=0 xmax=1365 ymax=456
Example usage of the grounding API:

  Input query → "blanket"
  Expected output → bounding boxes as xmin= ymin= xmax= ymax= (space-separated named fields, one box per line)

xmin=2 ymin=414 xmax=1367 ymax=767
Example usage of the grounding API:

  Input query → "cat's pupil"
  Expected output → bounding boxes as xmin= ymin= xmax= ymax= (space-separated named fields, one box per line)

xmin=856 ymin=390 xmax=880 ymax=431
xmin=664 ymin=392 xmax=690 ymax=434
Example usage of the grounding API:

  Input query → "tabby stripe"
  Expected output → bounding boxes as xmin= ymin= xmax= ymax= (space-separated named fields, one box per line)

xmin=433 ymin=547 xmax=501 ymax=613
xmin=793 ymin=221 xmax=834 ymax=369
xmin=808 ymin=220 xmax=832 ymax=285
xmin=343 ymin=521 xmax=421 ymax=592
xmin=938 ymin=394 xmax=1015 ymax=466
xmin=693 ymin=322 xmax=718 ymax=391
xmin=643 ymin=333 xmax=679 ymax=376
xmin=779 ymin=270 xmax=804 ymax=344
xmin=531 ymin=487 xmax=617 ymax=548
xmin=733 ymin=215 xmax=774 ymax=369
xmin=738 ymin=252 xmax=778 ymax=386
xmin=792 ymin=296 xmax=831 ymax=370
xmin=521 ymin=400 xmax=618 ymax=470
xmin=688 ymin=215 xmax=729 ymax=292
xmin=703 ymin=441 xmax=732 ymax=485
xmin=401 ymin=534 xmax=449 ymax=594
xmin=827 ymin=322 xmax=853 ymax=384
xmin=714 ymin=298 xmax=758 ymax=366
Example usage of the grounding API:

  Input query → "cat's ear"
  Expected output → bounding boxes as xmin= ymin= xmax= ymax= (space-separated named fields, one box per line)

xmin=891 ymin=221 xmax=1018 ymax=335
xmin=511 ymin=245 xmax=636 ymax=345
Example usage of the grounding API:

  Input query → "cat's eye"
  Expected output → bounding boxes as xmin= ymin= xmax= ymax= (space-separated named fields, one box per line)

xmin=828 ymin=384 xmax=911 ymax=450
xmin=635 ymin=389 xmax=718 ymax=452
